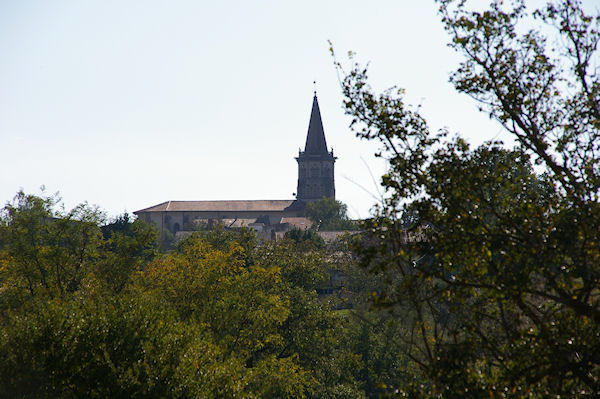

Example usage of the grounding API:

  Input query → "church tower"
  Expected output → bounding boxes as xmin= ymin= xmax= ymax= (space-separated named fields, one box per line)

xmin=296 ymin=94 xmax=336 ymax=201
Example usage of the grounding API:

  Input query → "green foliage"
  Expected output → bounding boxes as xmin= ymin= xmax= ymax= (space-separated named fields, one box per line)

xmin=0 ymin=190 xmax=427 ymax=398
xmin=139 ymin=237 xmax=291 ymax=357
xmin=305 ymin=198 xmax=356 ymax=231
xmin=284 ymin=227 xmax=325 ymax=250
xmin=334 ymin=0 xmax=600 ymax=396
xmin=137 ymin=234 xmax=369 ymax=398
xmin=158 ymin=228 xmax=176 ymax=251
xmin=96 ymin=213 xmax=159 ymax=294
xmin=180 ymin=225 xmax=258 ymax=266
xmin=0 ymin=190 xmax=104 ymax=303
xmin=0 ymin=292 xmax=243 ymax=398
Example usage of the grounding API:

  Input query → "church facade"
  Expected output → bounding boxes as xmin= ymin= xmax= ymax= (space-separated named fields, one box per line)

xmin=134 ymin=94 xmax=336 ymax=236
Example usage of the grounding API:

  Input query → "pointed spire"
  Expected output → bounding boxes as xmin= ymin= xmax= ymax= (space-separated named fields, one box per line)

xmin=304 ymin=94 xmax=329 ymax=155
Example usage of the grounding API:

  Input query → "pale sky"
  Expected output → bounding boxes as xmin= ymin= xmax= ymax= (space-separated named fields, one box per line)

xmin=1 ymin=1 xmax=597 ymax=220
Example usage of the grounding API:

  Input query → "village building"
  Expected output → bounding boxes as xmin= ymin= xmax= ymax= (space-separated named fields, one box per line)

xmin=134 ymin=94 xmax=336 ymax=238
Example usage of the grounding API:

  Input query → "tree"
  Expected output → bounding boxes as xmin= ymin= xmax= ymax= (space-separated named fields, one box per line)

xmin=0 ymin=291 xmax=246 ymax=398
xmin=255 ymin=238 xmax=365 ymax=398
xmin=0 ymin=192 xmax=159 ymax=306
xmin=0 ymin=191 xmax=376 ymax=397
xmin=96 ymin=213 xmax=159 ymax=294
xmin=0 ymin=190 xmax=104 ymax=304
xmin=334 ymin=0 xmax=600 ymax=396
xmin=139 ymin=232 xmax=370 ymax=398
xmin=137 ymin=235 xmax=314 ymax=397
xmin=284 ymin=227 xmax=325 ymax=250
xmin=305 ymin=198 xmax=355 ymax=231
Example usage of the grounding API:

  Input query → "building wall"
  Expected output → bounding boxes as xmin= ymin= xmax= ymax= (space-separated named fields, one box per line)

xmin=296 ymin=154 xmax=336 ymax=201
xmin=138 ymin=209 xmax=303 ymax=234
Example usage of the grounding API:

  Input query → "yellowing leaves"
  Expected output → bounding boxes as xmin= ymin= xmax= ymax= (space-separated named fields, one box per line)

xmin=136 ymin=235 xmax=291 ymax=359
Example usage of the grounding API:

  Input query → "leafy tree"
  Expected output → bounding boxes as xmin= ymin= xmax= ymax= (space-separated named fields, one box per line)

xmin=258 ymin=239 xmax=365 ymax=399
xmin=0 ymin=190 xmax=411 ymax=398
xmin=305 ymin=198 xmax=355 ymax=231
xmin=284 ymin=227 xmax=325 ymax=250
xmin=158 ymin=228 xmax=176 ymax=251
xmin=334 ymin=0 xmax=600 ymax=396
xmin=0 ymin=193 xmax=159 ymax=306
xmin=96 ymin=213 xmax=159 ymax=294
xmin=142 ymin=232 xmax=370 ymax=398
xmin=137 ymin=235 xmax=314 ymax=397
xmin=0 ymin=190 xmax=104 ymax=304
xmin=0 ymin=292 xmax=244 ymax=398
xmin=183 ymin=225 xmax=258 ymax=266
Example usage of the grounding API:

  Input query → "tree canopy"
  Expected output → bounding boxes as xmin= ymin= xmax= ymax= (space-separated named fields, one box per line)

xmin=335 ymin=0 xmax=600 ymax=396
xmin=305 ymin=198 xmax=356 ymax=231
xmin=0 ymin=190 xmax=402 ymax=398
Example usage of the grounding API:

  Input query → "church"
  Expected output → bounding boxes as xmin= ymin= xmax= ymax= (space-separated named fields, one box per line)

xmin=134 ymin=94 xmax=337 ymax=238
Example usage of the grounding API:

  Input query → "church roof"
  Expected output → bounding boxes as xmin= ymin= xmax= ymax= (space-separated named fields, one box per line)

xmin=304 ymin=94 xmax=329 ymax=155
xmin=134 ymin=199 xmax=297 ymax=213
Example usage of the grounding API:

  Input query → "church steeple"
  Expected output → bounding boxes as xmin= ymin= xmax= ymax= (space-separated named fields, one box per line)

xmin=296 ymin=93 xmax=336 ymax=202
xmin=304 ymin=95 xmax=329 ymax=155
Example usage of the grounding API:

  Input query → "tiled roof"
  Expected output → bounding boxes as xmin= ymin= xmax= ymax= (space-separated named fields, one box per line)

xmin=134 ymin=200 xmax=297 ymax=213
xmin=281 ymin=217 xmax=314 ymax=229
xmin=317 ymin=230 xmax=357 ymax=242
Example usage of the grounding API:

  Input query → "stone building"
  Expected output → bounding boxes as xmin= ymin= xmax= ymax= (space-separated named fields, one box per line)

xmin=134 ymin=94 xmax=336 ymax=237
xmin=296 ymin=95 xmax=336 ymax=201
